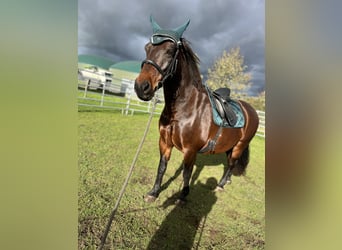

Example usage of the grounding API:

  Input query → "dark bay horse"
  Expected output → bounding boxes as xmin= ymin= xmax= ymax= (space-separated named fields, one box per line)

xmin=134 ymin=17 xmax=259 ymax=203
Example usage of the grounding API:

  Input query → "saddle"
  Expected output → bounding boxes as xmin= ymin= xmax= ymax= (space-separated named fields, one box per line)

xmin=198 ymin=86 xmax=244 ymax=154
xmin=211 ymin=88 xmax=237 ymax=127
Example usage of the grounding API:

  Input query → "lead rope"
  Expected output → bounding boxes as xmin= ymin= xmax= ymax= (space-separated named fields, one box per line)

xmin=98 ymin=97 xmax=159 ymax=250
xmin=195 ymin=214 xmax=207 ymax=250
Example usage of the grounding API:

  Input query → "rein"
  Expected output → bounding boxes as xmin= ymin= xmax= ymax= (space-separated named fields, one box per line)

xmin=141 ymin=41 xmax=181 ymax=90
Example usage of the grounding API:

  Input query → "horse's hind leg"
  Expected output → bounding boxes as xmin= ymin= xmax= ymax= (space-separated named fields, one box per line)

xmin=216 ymin=150 xmax=234 ymax=191
xmin=216 ymin=144 xmax=250 ymax=191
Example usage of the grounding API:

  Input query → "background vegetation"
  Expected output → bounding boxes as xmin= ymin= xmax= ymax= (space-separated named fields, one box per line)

xmin=206 ymin=47 xmax=265 ymax=111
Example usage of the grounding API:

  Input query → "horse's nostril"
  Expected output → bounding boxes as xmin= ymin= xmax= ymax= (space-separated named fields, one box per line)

xmin=143 ymin=82 xmax=151 ymax=92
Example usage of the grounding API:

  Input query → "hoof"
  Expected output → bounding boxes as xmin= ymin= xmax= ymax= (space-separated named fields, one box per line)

xmin=226 ymin=179 xmax=232 ymax=185
xmin=215 ymin=186 xmax=224 ymax=192
xmin=144 ymin=195 xmax=157 ymax=203
xmin=175 ymin=199 xmax=186 ymax=206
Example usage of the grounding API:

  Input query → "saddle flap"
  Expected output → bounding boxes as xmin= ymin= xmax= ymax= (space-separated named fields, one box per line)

xmin=213 ymin=98 xmax=226 ymax=119
xmin=212 ymin=88 xmax=237 ymax=126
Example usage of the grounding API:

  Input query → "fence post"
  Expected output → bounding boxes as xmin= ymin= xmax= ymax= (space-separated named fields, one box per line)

xmin=83 ymin=79 xmax=90 ymax=98
xmin=147 ymin=100 xmax=151 ymax=113
xmin=100 ymin=82 xmax=106 ymax=106
xmin=125 ymin=83 xmax=132 ymax=115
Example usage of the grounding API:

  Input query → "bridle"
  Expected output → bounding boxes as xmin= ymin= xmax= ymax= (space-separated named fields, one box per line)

xmin=141 ymin=39 xmax=181 ymax=90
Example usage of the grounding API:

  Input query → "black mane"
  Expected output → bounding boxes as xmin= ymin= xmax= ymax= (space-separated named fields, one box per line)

xmin=180 ymin=39 xmax=203 ymax=89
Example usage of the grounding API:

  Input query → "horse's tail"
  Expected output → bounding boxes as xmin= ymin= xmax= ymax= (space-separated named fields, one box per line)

xmin=232 ymin=145 xmax=250 ymax=176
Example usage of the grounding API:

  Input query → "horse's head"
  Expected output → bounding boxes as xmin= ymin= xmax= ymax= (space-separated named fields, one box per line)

xmin=134 ymin=16 xmax=190 ymax=101
xmin=134 ymin=41 xmax=179 ymax=101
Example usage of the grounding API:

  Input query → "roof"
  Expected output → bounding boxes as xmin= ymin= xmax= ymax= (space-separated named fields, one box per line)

xmin=78 ymin=54 xmax=115 ymax=70
xmin=110 ymin=61 xmax=141 ymax=73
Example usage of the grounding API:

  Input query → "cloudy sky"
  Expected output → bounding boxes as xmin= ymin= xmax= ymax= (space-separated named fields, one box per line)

xmin=78 ymin=0 xmax=264 ymax=95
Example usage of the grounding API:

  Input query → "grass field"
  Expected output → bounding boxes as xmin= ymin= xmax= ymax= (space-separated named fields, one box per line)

xmin=78 ymin=110 xmax=265 ymax=249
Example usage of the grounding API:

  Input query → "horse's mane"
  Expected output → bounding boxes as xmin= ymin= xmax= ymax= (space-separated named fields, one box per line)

xmin=180 ymin=39 xmax=203 ymax=89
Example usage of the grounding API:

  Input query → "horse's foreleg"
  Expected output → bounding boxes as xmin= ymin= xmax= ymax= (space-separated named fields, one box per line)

xmin=145 ymin=156 xmax=168 ymax=202
xmin=177 ymin=151 xmax=196 ymax=203
xmin=145 ymin=135 xmax=173 ymax=202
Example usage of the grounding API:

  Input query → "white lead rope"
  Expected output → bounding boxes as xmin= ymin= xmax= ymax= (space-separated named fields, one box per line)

xmin=98 ymin=97 xmax=158 ymax=250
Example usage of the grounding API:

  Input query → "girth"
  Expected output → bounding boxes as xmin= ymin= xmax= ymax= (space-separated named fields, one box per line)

xmin=198 ymin=126 xmax=223 ymax=154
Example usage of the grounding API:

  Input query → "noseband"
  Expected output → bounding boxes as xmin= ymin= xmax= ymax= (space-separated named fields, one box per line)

xmin=141 ymin=40 xmax=181 ymax=90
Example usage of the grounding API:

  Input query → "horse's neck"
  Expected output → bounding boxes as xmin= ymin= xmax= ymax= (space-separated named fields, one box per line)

xmin=163 ymin=64 xmax=204 ymax=111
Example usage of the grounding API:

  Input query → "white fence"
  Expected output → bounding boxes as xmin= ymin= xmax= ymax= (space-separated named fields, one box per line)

xmin=78 ymin=74 xmax=265 ymax=137
xmin=256 ymin=110 xmax=265 ymax=138
xmin=78 ymin=76 xmax=165 ymax=115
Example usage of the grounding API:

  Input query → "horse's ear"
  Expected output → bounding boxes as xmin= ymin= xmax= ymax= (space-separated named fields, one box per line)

xmin=173 ymin=19 xmax=190 ymax=37
xmin=150 ymin=15 xmax=162 ymax=33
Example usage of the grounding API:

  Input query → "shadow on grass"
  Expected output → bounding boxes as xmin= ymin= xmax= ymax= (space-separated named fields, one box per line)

xmin=120 ymin=152 xmax=227 ymax=218
xmin=160 ymin=153 xmax=228 ymax=193
xmin=192 ymin=153 xmax=228 ymax=185
xmin=147 ymin=177 xmax=218 ymax=250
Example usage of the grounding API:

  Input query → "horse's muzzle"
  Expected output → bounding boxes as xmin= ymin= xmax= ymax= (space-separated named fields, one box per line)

xmin=134 ymin=80 xmax=154 ymax=101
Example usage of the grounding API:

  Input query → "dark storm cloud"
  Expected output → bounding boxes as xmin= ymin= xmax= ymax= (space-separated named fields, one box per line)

xmin=78 ymin=0 xmax=264 ymax=94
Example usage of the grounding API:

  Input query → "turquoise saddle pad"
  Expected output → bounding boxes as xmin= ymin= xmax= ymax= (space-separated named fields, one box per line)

xmin=206 ymin=88 xmax=245 ymax=128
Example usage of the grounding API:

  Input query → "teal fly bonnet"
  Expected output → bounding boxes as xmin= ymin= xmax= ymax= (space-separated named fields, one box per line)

xmin=150 ymin=15 xmax=190 ymax=45
xmin=140 ymin=16 xmax=191 ymax=91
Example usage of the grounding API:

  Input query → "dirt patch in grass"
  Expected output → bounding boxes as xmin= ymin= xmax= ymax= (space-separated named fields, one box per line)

xmin=79 ymin=217 xmax=104 ymax=249
xmin=241 ymin=232 xmax=265 ymax=249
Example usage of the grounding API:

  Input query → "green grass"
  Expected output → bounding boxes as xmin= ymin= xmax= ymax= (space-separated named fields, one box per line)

xmin=78 ymin=111 xmax=265 ymax=249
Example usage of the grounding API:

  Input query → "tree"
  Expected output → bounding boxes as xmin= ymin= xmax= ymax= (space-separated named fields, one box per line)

xmin=206 ymin=47 xmax=251 ymax=99
xmin=245 ymin=90 xmax=265 ymax=111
